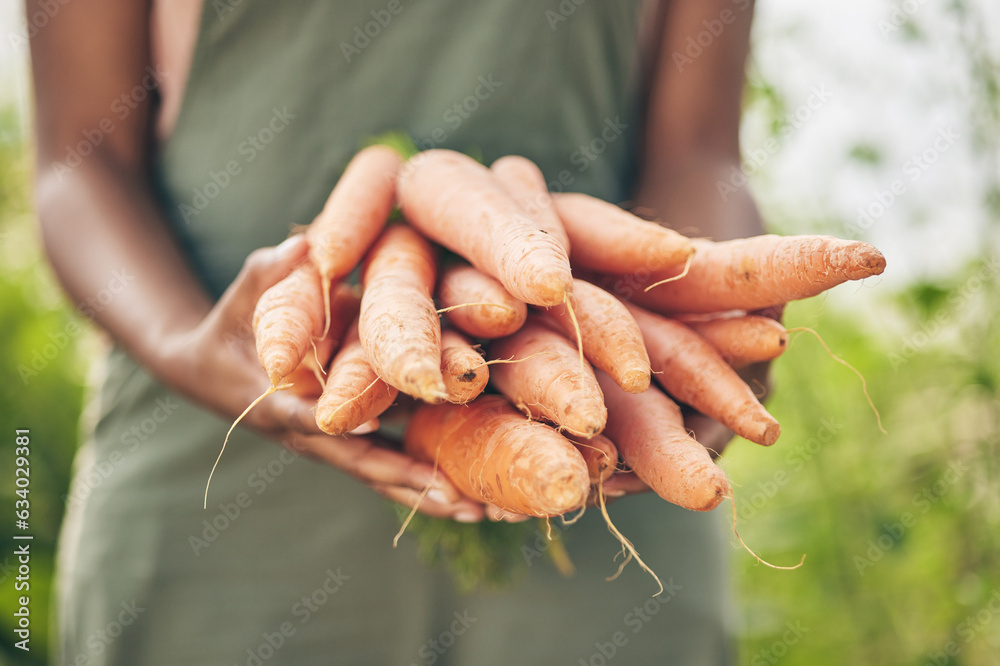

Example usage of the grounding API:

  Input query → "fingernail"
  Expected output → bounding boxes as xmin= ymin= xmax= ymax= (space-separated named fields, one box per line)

xmin=276 ymin=235 xmax=305 ymax=258
xmin=605 ymin=489 xmax=626 ymax=498
xmin=426 ymin=489 xmax=449 ymax=505
xmin=454 ymin=510 xmax=481 ymax=523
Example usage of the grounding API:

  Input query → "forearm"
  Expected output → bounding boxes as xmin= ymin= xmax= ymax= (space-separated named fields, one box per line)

xmin=35 ymin=152 xmax=213 ymax=379
xmin=634 ymin=0 xmax=764 ymax=241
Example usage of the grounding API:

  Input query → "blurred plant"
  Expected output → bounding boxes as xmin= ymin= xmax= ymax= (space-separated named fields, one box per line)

xmin=0 ymin=106 xmax=88 ymax=666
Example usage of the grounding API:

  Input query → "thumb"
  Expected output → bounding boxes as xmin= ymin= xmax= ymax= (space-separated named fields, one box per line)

xmin=216 ymin=235 xmax=310 ymax=321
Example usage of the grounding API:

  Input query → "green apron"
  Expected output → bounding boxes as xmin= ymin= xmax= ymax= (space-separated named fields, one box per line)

xmin=55 ymin=1 xmax=735 ymax=663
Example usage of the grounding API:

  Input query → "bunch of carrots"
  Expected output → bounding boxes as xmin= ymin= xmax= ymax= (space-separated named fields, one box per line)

xmin=214 ymin=143 xmax=886 ymax=583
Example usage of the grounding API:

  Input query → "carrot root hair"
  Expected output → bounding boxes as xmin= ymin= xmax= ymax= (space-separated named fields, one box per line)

xmin=321 ymin=279 xmax=332 ymax=340
xmin=598 ymin=480 xmax=664 ymax=596
xmin=481 ymin=351 xmax=559 ymax=367
xmin=785 ymin=326 xmax=886 ymax=434
xmin=560 ymin=504 xmax=587 ymax=526
xmin=205 ymin=383 xmax=292 ymax=509
xmin=435 ymin=302 xmax=518 ymax=315
xmin=392 ymin=442 xmax=441 ymax=548
xmin=563 ymin=292 xmax=584 ymax=370
xmin=643 ymin=249 xmax=695 ymax=292
xmin=728 ymin=489 xmax=806 ymax=570
xmin=544 ymin=523 xmax=576 ymax=577
xmin=324 ymin=377 xmax=381 ymax=429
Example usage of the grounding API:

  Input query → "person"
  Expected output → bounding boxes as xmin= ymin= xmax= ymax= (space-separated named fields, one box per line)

xmin=28 ymin=0 xmax=767 ymax=663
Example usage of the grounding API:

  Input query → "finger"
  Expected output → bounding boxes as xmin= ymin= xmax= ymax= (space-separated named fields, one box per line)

xmin=349 ymin=419 xmax=380 ymax=435
xmin=371 ymin=484 xmax=486 ymax=522
xmin=602 ymin=472 xmax=650 ymax=497
xmin=267 ymin=391 xmax=325 ymax=436
xmin=289 ymin=434 xmax=464 ymax=502
xmin=215 ymin=235 xmax=309 ymax=325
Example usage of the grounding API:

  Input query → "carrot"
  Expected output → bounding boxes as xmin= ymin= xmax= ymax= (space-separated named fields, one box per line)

xmin=627 ymin=303 xmax=780 ymax=446
xmin=404 ymin=396 xmax=590 ymax=517
xmin=252 ymin=258 xmax=326 ymax=387
xmin=568 ymin=433 xmax=618 ymax=484
xmin=546 ymin=279 xmax=650 ymax=393
xmin=358 ymin=225 xmax=447 ymax=402
xmin=315 ymin=322 xmax=398 ymax=436
xmin=622 ymin=235 xmax=886 ymax=314
xmin=397 ymin=149 xmax=573 ymax=307
xmin=597 ymin=372 xmax=731 ymax=512
xmin=307 ymin=145 xmax=402 ymax=336
xmin=283 ymin=283 xmax=362 ymax=398
xmin=551 ymin=193 xmax=694 ymax=274
xmin=490 ymin=316 xmax=606 ymax=437
xmin=440 ymin=330 xmax=489 ymax=404
xmin=686 ymin=315 xmax=788 ymax=369
xmin=436 ymin=264 xmax=527 ymax=339
xmin=490 ymin=155 xmax=571 ymax=253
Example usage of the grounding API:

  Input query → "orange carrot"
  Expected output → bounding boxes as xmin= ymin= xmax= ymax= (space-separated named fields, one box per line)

xmin=358 ymin=225 xmax=447 ymax=402
xmin=315 ymin=322 xmax=398 ymax=436
xmin=551 ymin=192 xmax=693 ymax=274
xmin=436 ymin=264 xmax=527 ymax=339
xmin=286 ymin=284 xmax=362 ymax=398
xmin=490 ymin=155 xmax=570 ymax=253
xmin=686 ymin=315 xmax=788 ymax=369
xmin=397 ymin=149 xmax=573 ymax=307
xmin=627 ymin=303 xmax=780 ymax=446
xmin=546 ymin=279 xmax=650 ymax=393
xmin=490 ymin=316 xmax=606 ymax=437
xmin=253 ymin=258 xmax=325 ymax=387
xmin=404 ymin=396 xmax=590 ymax=517
xmin=440 ymin=330 xmax=489 ymax=404
xmin=307 ymin=145 xmax=402 ymax=335
xmin=598 ymin=372 xmax=731 ymax=512
xmin=623 ymin=235 xmax=886 ymax=314
xmin=568 ymin=433 xmax=618 ymax=484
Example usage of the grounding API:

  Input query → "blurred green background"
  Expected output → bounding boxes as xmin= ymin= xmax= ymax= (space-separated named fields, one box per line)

xmin=1 ymin=0 xmax=999 ymax=664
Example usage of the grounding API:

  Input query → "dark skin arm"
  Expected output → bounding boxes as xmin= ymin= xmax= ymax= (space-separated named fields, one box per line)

xmin=26 ymin=0 xmax=484 ymax=521
xmin=604 ymin=0 xmax=772 ymax=497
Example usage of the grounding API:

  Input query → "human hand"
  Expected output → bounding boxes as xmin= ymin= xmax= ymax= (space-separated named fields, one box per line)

xmin=157 ymin=235 xmax=484 ymax=521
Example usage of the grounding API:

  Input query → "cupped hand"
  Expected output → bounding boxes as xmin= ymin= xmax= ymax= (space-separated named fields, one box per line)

xmin=159 ymin=235 xmax=485 ymax=521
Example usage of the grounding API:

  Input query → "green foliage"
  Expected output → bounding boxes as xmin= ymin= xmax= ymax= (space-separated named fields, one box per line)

xmin=0 ymin=108 xmax=88 ymax=666
xmin=725 ymin=266 xmax=1000 ymax=664
xmin=398 ymin=510 xmax=538 ymax=593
